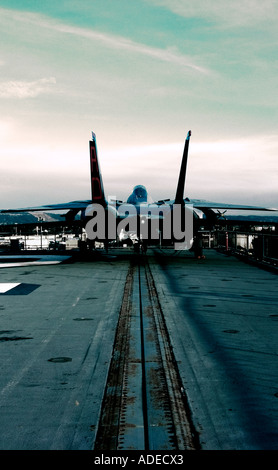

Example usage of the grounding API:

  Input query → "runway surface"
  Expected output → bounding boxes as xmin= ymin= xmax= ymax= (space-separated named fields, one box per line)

xmin=0 ymin=248 xmax=277 ymax=450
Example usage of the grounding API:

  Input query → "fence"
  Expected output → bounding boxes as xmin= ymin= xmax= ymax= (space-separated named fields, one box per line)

xmin=214 ymin=230 xmax=278 ymax=265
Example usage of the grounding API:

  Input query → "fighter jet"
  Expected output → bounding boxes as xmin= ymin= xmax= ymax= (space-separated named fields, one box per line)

xmin=1 ymin=131 xmax=276 ymax=249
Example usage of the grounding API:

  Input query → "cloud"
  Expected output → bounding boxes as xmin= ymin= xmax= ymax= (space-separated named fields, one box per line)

xmin=0 ymin=7 xmax=211 ymax=75
xmin=1 ymin=128 xmax=277 ymax=208
xmin=0 ymin=119 xmax=13 ymax=139
xmin=0 ymin=77 xmax=56 ymax=99
xmin=100 ymin=134 xmax=278 ymax=205
xmin=147 ymin=0 xmax=278 ymax=27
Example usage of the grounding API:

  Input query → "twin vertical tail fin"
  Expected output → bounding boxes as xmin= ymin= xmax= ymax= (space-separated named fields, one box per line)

xmin=174 ymin=130 xmax=191 ymax=205
xmin=89 ymin=132 xmax=106 ymax=206
xmin=89 ymin=130 xmax=190 ymax=208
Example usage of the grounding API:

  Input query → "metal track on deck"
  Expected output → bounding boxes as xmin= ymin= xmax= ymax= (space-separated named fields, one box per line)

xmin=94 ymin=254 xmax=199 ymax=451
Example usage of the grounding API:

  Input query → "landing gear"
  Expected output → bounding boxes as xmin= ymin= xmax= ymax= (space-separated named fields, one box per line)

xmin=133 ymin=239 xmax=148 ymax=253
xmin=193 ymin=234 xmax=205 ymax=259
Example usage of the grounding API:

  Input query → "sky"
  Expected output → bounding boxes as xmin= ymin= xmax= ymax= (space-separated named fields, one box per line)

xmin=0 ymin=0 xmax=278 ymax=210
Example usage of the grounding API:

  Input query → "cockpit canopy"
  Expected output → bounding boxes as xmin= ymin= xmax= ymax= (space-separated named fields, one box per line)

xmin=127 ymin=185 xmax=148 ymax=204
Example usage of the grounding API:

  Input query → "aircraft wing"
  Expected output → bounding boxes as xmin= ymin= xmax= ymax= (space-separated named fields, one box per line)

xmin=187 ymin=199 xmax=277 ymax=212
xmin=0 ymin=200 xmax=91 ymax=213
xmin=2 ymin=198 xmax=276 ymax=214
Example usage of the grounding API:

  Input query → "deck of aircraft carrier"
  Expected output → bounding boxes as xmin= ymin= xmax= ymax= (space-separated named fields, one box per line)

xmin=0 ymin=246 xmax=277 ymax=451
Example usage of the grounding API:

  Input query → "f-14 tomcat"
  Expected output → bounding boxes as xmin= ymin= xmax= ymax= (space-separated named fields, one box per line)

xmin=1 ymin=131 xmax=276 ymax=250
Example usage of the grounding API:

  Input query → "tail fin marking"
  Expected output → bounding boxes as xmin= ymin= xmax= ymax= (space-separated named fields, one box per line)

xmin=89 ymin=134 xmax=106 ymax=206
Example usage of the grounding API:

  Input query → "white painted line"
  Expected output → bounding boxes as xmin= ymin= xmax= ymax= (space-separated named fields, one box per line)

xmin=72 ymin=296 xmax=80 ymax=307
xmin=0 ymin=283 xmax=20 ymax=293
xmin=0 ymin=255 xmax=71 ymax=268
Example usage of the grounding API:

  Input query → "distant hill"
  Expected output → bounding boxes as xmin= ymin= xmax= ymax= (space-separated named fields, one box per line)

xmin=0 ymin=212 xmax=64 ymax=225
xmin=225 ymin=215 xmax=278 ymax=223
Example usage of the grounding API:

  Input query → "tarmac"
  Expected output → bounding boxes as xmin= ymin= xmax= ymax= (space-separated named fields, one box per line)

xmin=0 ymin=247 xmax=277 ymax=450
